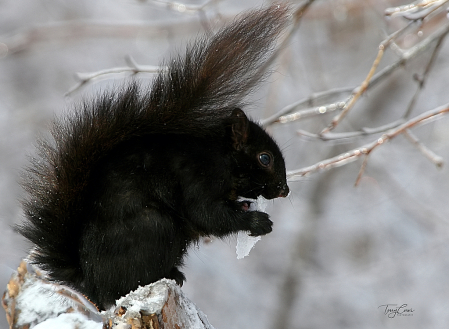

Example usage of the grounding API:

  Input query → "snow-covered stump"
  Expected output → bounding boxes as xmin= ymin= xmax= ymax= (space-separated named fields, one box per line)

xmin=2 ymin=261 xmax=214 ymax=329
xmin=105 ymin=279 xmax=214 ymax=329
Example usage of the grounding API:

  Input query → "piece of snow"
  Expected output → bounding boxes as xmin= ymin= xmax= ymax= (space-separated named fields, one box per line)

xmin=33 ymin=313 xmax=102 ymax=329
xmin=236 ymin=196 xmax=268 ymax=259
xmin=236 ymin=232 xmax=261 ymax=259
xmin=110 ymin=279 xmax=169 ymax=317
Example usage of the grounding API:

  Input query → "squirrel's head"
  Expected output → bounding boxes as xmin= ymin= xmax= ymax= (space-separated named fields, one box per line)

xmin=228 ymin=108 xmax=289 ymax=200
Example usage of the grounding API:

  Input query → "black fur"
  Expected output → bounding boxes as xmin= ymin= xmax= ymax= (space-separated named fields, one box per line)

xmin=18 ymin=5 xmax=290 ymax=309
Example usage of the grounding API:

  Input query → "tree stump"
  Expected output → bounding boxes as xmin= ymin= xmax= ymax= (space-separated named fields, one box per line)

xmin=2 ymin=261 xmax=214 ymax=329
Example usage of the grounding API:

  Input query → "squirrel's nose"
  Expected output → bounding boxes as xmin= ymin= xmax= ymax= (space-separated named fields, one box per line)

xmin=278 ymin=184 xmax=289 ymax=198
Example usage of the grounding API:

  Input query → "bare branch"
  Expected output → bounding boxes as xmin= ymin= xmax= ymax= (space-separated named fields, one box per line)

xmin=66 ymin=56 xmax=164 ymax=96
xmin=363 ymin=17 xmax=449 ymax=93
xmin=144 ymin=0 xmax=220 ymax=13
xmin=297 ymin=119 xmax=406 ymax=141
xmin=385 ymin=0 xmax=449 ymax=20
xmin=1 ymin=20 xmax=208 ymax=55
xmin=403 ymin=129 xmax=444 ymax=167
xmin=63 ymin=2 xmax=314 ymax=96
xmin=287 ymin=103 xmax=449 ymax=181
xmin=404 ymin=28 xmax=448 ymax=118
xmin=320 ymin=19 xmax=418 ymax=135
xmin=261 ymin=87 xmax=353 ymax=127
xmin=354 ymin=154 xmax=370 ymax=187
xmin=296 ymin=28 xmax=448 ymax=142
xmin=141 ymin=0 xmax=223 ymax=33
xmin=266 ymin=15 xmax=449 ymax=128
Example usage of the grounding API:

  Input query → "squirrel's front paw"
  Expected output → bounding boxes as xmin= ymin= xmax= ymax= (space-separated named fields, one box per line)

xmin=247 ymin=211 xmax=272 ymax=236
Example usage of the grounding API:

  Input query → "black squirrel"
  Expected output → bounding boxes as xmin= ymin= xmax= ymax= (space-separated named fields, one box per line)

xmin=17 ymin=5 xmax=290 ymax=310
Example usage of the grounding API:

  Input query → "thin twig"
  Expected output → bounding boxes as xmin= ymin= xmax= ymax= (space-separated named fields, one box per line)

xmin=263 ymin=1 xmax=449 ymax=130
xmin=297 ymin=119 xmax=406 ymax=141
xmin=287 ymin=103 xmax=449 ymax=181
xmin=267 ymin=18 xmax=449 ymax=127
xmin=354 ymin=154 xmax=370 ymax=186
xmin=66 ymin=56 xmax=164 ymax=96
xmin=261 ymin=87 xmax=353 ymax=127
xmin=404 ymin=28 xmax=448 ymax=118
xmin=145 ymin=0 xmax=220 ymax=13
xmin=320 ymin=20 xmax=417 ymax=135
xmin=296 ymin=31 xmax=447 ymax=142
xmin=370 ymin=19 xmax=449 ymax=88
xmin=1 ymin=20 xmax=207 ymax=55
xmin=144 ymin=0 xmax=222 ymax=33
xmin=385 ymin=0 xmax=449 ymax=20
xmin=403 ymin=129 xmax=444 ymax=167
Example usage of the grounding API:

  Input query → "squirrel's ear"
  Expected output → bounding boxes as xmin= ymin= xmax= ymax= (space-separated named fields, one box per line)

xmin=231 ymin=108 xmax=249 ymax=151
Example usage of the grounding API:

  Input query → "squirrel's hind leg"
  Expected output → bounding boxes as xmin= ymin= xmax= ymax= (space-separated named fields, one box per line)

xmin=168 ymin=266 xmax=186 ymax=286
xmin=80 ymin=205 xmax=188 ymax=309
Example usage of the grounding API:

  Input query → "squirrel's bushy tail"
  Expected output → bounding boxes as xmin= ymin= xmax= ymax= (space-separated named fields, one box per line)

xmin=17 ymin=4 xmax=290 ymax=285
xmin=150 ymin=4 xmax=290 ymax=132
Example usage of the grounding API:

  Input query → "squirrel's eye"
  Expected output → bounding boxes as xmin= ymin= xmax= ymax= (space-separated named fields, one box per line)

xmin=258 ymin=152 xmax=272 ymax=167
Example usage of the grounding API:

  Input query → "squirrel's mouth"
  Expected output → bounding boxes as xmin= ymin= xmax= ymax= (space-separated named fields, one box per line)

xmin=237 ymin=196 xmax=267 ymax=213
xmin=241 ymin=201 xmax=251 ymax=212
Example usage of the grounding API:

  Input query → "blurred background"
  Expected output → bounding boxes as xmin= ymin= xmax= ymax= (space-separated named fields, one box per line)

xmin=1 ymin=0 xmax=449 ymax=328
